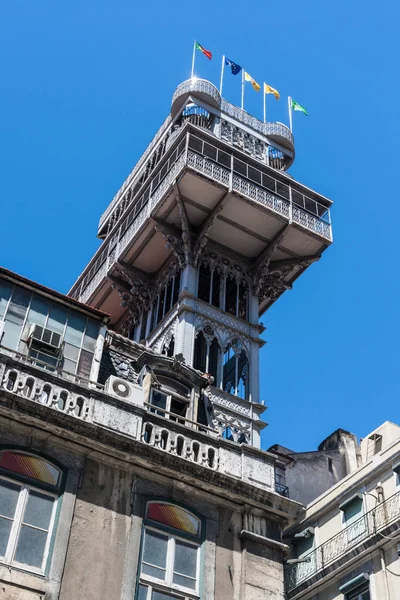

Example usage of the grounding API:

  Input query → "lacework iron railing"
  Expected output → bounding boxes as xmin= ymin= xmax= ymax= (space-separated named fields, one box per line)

xmin=73 ymin=134 xmax=332 ymax=303
xmin=98 ymin=114 xmax=173 ymax=231
xmin=285 ymin=491 xmax=400 ymax=592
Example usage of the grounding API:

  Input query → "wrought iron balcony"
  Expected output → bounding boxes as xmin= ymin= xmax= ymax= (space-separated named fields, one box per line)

xmin=285 ymin=491 xmax=400 ymax=593
xmin=70 ymin=128 xmax=332 ymax=304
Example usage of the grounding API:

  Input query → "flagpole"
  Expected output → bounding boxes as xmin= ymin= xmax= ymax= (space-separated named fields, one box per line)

xmin=191 ymin=40 xmax=196 ymax=79
xmin=263 ymin=84 xmax=266 ymax=123
xmin=288 ymin=96 xmax=293 ymax=132
xmin=219 ymin=55 xmax=225 ymax=96
xmin=241 ymin=70 xmax=245 ymax=110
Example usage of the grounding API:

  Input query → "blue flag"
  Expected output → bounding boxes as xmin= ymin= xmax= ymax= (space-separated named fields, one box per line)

xmin=225 ymin=57 xmax=241 ymax=75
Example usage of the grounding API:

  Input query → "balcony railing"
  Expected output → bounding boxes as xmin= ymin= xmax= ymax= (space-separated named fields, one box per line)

xmin=285 ymin=491 xmax=400 ymax=592
xmin=275 ymin=480 xmax=289 ymax=498
xmin=0 ymin=350 xmax=276 ymax=490
xmin=70 ymin=129 xmax=332 ymax=303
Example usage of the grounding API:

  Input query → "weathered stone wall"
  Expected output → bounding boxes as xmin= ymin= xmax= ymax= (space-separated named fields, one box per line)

xmin=59 ymin=460 xmax=133 ymax=600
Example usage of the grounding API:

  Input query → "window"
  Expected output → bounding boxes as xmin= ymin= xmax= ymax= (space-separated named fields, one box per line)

xmin=196 ymin=264 xmax=248 ymax=320
xmin=340 ymin=494 xmax=365 ymax=543
xmin=193 ymin=329 xmax=221 ymax=384
xmin=222 ymin=340 xmax=249 ymax=399
xmin=138 ymin=502 xmax=201 ymax=600
xmin=149 ymin=378 xmax=190 ymax=424
xmin=340 ymin=576 xmax=370 ymax=600
xmin=393 ymin=462 xmax=400 ymax=486
xmin=366 ymin=433 xmax=382 ymax=459
xmin=0 ymin=280 xmax=99 ymax=379
xmin=197 ymin=264 xmax=221 ymax=309
xmin=0 ymin=449 xmax=62 ymax=574
xmin=346 ymin=584 xmax=370 ymax=600
xmin=137 ymin=271 xmax=181 ymax=340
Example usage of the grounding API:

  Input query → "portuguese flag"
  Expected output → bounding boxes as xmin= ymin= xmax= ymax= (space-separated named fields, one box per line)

xmin=195 ymin=41 xmax=212 ymax=61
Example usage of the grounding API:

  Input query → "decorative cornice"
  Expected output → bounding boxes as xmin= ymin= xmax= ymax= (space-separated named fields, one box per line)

xmin=132 ymin=351 xmax=209 ymax=389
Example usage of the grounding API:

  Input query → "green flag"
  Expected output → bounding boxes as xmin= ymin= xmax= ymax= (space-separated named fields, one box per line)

xmin=291 ymin=98 xmax=308 ymax=116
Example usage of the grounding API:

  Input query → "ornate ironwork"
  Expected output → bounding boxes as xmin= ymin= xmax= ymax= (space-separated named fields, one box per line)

xmin=171 ymin=79 xmax=221 ymax=114
xmin=221 ymin=99 xmax=294 ymax=147
xmin=285 ymin=491 xmax=400 ymax=592
xmin=75 ymin=139 xmax=332 ymax=303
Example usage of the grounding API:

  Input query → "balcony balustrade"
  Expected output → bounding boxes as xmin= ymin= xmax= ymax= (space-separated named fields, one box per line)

xmin=285 ymin=491 xmax=400 ymax=593
xmin=0 ymin=349 xmax=278 ymax=491
xmin=71 ymin=128 xmax=332 ymax=304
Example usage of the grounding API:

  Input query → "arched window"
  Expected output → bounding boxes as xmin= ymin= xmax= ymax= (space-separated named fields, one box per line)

xmin=138 ymin=502 xmax=202 ymax=599
xmin=223 ymin=339 xmax=249 ymax=400
xmin=193 ymin=328 xmax=221 ymax=384
xmin=0 ymin=449 xmax=62 ymax=573
xmin=197 ymin=263 xmax=221 ymax=308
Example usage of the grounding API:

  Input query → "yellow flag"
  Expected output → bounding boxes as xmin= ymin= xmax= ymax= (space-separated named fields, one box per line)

xmin=244 ymin=71 xmax=261 ymax=92
xmin=264 ymin=82 xmax=280 ymax=100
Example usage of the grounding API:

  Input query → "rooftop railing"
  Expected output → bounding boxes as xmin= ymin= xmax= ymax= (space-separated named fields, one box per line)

xmin=285 ymin=491 xmax=400 ymax=592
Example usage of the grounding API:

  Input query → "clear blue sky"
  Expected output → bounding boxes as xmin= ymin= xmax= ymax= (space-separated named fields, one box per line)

xmin=1 ymin=1 xmax=399 ymax=452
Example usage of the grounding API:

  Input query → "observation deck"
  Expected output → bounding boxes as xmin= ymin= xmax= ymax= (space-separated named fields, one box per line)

xmin=69 ymin=78 xmax=332 ymax=327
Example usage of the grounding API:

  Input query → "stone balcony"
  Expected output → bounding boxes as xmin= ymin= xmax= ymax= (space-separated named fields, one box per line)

xmin=284 ymin=491 xmax=400 ymax=598
xmin=0 ymin=349 xmax=286 ymax=502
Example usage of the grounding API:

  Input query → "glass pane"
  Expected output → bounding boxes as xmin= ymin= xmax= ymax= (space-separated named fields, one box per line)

xmin=142 ymin=563 xmax=166 ymax=580
xmin=82 ymin=320 xmax=99 ymax=352
xmin=0 ymin=517 xmax=13 ymax=556
xmin=62 ymin=358 xmax=77 ymax=374
xmin=142 ymin=530 xmax=168 ymax=569
xmin=28 ymin=296 xmax=49 ymax=327
xmin=63 ymin=343 xmax=80 ymax=361
xmin=64 ymin=313 xmax=86 ymax=346
xmin=174 ymin=540 xmax=197 ymax=578
xmin=2 ymin=321 xmax=23 ymax=350
xmin=344 ymin=499 xmax=363 ymax=523
xmin=0 ymin=480 xmax=20 ymax=518
xmin=0 ymin=281 xmax=12 ymax=318
xmin=14 ymin=525 xmax=48 ymax=568
xmin=0 ymin=451 xmax=60 ymax=487
xmin=173 ymin=573 xmax=196 ymax=590
xmin=24 ymin=491 xmax=54 ymax=530
xmin=147 ymin=503 xmax=200 ymax=536
xmin=77 ymin=349 xmax=93 ymax=378
xmin=152 ymin=591 xmax=181 ymax=600
xmin=150 ymin=391 xmax=167 ymax=412
xmin=137 ymin=585 xmax=148 ymax=600
xmin=6 ymin=288 xmax=31 ymax=324
xmin=47 ymin=305 xmax=67 ymax=334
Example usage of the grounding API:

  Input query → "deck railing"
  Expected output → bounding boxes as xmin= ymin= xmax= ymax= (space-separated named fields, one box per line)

xmin=71 ymin=130 xmax=332 ymax=303
xmin=285 ymin=491 xmax=400 ymax=592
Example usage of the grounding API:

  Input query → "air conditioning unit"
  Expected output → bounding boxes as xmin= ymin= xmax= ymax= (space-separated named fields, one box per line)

xmin=28 ymin=324 xmax=62 ymax=353
xmin=105 ymin=376 xmax=143 ymax=406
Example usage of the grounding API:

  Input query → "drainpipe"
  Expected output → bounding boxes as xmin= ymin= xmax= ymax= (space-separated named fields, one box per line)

xmin=379 ymin=548 xmax=390 ymax=600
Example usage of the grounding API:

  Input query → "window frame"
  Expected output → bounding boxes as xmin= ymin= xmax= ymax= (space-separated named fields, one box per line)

xmin=137 ymin=501 xmax=204 ymax=600
xmin=148 ymin=379 xmax=191 ymax=424
xmin=0 ymin=448 xmax=65 ymax=576
xmin=140 ymin=525 xmax=201 ymax=596
xmin=0 ymin=280 xmax=100 ymax=379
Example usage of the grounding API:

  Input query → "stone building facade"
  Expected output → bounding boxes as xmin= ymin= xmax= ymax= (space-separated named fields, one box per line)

xmin=280 ymin=422 xmax=400 ymax=600
xmin=0 ymin=77 xmax=333 ymax=599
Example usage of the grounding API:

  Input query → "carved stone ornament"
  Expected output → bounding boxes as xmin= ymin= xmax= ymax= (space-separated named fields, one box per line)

xmin=171 ymin=353 xmax=186 ymax=372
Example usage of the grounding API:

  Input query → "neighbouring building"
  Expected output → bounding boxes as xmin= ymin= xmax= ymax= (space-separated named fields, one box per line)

xmin=0 ymin=77 xmax=333 ymax=600
xmin=279 ymin=422 xmax=400 ymax=600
